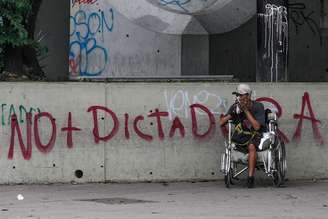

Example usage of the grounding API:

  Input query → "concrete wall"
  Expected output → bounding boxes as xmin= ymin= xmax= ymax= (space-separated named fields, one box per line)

xmin=210 ymin=0 xmax=328 ymax=82
xmin=112 ymin=0 xmax=255 ymax=34
xmin=210 ymin=16 xmax=257 ymax=81
xmin=36 ymin=0 xmax=256 ymax=79
xmin=69 ymin=1 xmax=181 ymax=78
xmin=0 ymin=82 xmax=327 ymax=184
xmin=35 ymin=0 xmax=328 ymax=81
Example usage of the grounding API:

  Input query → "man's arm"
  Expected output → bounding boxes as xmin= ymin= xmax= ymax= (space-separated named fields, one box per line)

xmin=244 ymin=110 xmax=261 ymax=131
xmin=239 ymin=98 xmax=263 ymax=131
xmin=219 ymin=103 xmax=237 ymax=126
xmin=219 ymin=114 xmax=232 ymax=126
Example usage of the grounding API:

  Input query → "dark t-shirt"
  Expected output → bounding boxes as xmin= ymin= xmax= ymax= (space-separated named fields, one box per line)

xmin=226 ymin=101 xmax=266 ymax=133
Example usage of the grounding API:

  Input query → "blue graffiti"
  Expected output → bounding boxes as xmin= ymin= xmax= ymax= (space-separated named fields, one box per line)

xmin=69 ymin=38 xmax=108 ymax=77
xmin=69 ymin=8 xmax=114 ymax=77
xmin=159 ymin=0 xmax=191 ymax=12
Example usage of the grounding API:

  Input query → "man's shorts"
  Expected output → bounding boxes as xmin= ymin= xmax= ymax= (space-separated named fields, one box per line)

xmin=234 ymin=133 xmax=262 ymax=154
xmin=250 ymin=133 xmax=262 ymax=150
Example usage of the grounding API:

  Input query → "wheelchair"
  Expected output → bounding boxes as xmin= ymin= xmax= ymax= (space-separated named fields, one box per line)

xmin=220 ymin=110 xmax=287 ymax=188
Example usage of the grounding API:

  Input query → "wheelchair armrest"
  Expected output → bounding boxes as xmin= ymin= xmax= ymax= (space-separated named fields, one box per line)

xmin=267 ymin=112 xmax=277 ymax=121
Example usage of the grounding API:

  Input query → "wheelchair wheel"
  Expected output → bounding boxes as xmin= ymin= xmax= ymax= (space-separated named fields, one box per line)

xmin=224 ymin=162 xmax=237 ymax=188
xmin=224 ymin=174 xmax=231 ymax=188
xmin=224 ymin=170 xmax=234 ymax=188
xmin=273 ymin=140 xmax=287 ymax=187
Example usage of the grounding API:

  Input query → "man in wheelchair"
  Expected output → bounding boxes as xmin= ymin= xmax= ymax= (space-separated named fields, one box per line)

xmin=220 ymin=84 xmax=286 ymax=188
xmin=220 ymin=84 xmax=267 ymax=188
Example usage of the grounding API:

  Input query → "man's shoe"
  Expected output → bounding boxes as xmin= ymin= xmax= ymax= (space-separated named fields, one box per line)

xmin=247 ymin=176 xmax=255 ymax=188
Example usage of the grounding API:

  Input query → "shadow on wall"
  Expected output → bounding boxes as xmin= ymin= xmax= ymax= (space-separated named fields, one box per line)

xmin=209 ymin=16 xmax=257 ymax=82
xmin=35 ymin=0 xmax=70 ymax=81
xmin=288 ymin=0 xmax=328 ymax=81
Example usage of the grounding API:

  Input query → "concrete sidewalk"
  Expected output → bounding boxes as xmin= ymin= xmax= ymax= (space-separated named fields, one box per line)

xmin=0 ymin=180 xmax=327 ymax=219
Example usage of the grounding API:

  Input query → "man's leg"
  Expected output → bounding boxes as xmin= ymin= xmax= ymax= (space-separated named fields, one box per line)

xmin=247 ymin=143 xmax=257 ymax=188
xmin=248 ymin=143 xmax=257 ymax=176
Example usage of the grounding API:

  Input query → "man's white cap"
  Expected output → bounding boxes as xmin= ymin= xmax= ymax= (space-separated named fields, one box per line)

xmin=232 ymin=83 xmax=252 ymax=95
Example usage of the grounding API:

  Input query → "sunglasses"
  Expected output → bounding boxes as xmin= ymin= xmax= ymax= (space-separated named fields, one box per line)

xmin=236 ymin=93 xmax=249 ymax=97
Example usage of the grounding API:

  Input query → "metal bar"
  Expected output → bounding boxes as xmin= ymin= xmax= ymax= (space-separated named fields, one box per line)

xmin=233 ymin=167 xmax=248 ymax=178
xmin=228 ymin=120 xmax=232 ymax=146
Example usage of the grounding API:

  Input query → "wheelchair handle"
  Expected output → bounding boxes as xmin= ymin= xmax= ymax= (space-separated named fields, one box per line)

xmin=228 ymin=120 xmax=232 ymax=145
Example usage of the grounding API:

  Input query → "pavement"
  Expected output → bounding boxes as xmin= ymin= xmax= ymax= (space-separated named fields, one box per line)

xmin=0 ymin=180 xmax=327 ymax=219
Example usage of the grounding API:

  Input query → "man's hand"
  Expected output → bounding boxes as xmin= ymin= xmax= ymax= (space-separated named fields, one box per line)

xmin=239 ymin=98 xmax=252 ymax=112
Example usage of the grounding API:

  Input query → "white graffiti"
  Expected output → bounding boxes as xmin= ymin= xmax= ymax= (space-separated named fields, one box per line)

xmin=164 ymin=90 xmax=228 ymax=120
xmin=259 ymin=4 xmax=288 ymax=82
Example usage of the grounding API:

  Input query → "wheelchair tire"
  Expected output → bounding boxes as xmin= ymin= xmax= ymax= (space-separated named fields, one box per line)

xmin=224 ymin=172 xmax=231 ymax=188
xmin=273 ymin=140 xmax=286 ymax=187
xmin=224 ymin=164 xmax=237 ymax=188
xmin=279 ymin=141 xmax=287 ymax=178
